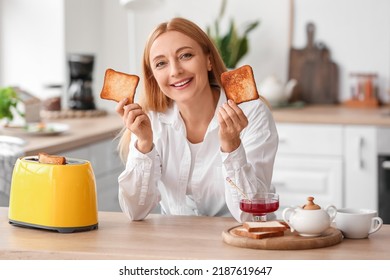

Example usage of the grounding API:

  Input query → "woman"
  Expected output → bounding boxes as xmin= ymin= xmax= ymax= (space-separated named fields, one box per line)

xmin=116 ymin=17 xmax=278 ymax=222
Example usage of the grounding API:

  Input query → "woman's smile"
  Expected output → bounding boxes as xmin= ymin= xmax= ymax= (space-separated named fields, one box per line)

xmin=170 ymin=78 xmax=193 ymax=89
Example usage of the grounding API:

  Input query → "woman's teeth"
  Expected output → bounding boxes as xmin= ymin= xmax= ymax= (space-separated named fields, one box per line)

xmin=173 ymin=79 xmax=190 ymax=87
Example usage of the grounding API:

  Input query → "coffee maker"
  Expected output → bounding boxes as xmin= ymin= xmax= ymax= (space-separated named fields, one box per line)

xmin=67 ymin=54 xmax=96 ymax=110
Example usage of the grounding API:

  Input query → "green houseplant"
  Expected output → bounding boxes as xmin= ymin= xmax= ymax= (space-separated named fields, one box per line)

xmin=0 ymin=87 xmax=23 ymax=124
xmin=206 ymin=0 xmax=260 ymax=69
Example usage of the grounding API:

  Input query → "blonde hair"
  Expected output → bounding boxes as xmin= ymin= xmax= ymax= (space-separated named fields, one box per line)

xmin=117 ymin=17 xmax=227 ymax=162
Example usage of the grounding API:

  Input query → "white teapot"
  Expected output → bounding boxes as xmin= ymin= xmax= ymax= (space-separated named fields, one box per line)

xmin=282 ymin=197 xmax=337 ymax=237
xmin=258 ymin=75 xmax=297 ymax=107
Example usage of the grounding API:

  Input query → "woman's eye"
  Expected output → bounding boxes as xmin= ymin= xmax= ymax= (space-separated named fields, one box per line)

xmin=155 ymin=61 xmax=166 ymax=69
xmin=180 ymin=53 xmax=193 ymax=60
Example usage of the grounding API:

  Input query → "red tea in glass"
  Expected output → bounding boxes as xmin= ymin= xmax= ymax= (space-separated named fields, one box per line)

xmin=240 ymin=193 xmax=279 ymax=222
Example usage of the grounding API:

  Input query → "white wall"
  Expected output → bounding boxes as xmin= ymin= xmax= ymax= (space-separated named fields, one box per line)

xmin=123 ymin=0 xmax=390 ymax=104
xmin=0 ymin=0 xmax=65 ymax=97
xmin=64 ymin=0 xmax=129 ymax=111
xmin=123 ymin=0 xmax=291 ymax=98
xmin=0 ymin=0 xmax=129 ymax=112
xmin=64 ymin=0 xmax=103 ymax=111
xmin=293 ymin=0 xmax=390 ymax=103
xmin=1 ymin=0 xmax=389 ymax=112
xmin=0 ymin=0 xmax=3 ymax=85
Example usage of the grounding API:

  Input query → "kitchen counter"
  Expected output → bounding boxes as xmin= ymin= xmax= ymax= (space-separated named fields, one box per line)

xmin=272 ymin=104 xmax=390 ymax=126
xmin=2 ymin=113 xmax=123 ymax=156
xmin=0 ymin=207 xmax=389 ymax=260
xmin=3 ymin=105 xmax=390 ymax=157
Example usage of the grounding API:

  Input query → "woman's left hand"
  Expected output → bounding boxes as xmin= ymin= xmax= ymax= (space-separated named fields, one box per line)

xmin=217 ymin=99 xmax=248 ymax=153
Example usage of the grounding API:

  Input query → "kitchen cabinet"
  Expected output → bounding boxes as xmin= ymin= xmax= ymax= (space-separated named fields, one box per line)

xmin=63 ymin=138 xmax=123 ymax=212
xmin=273 ymin=124 xmax=343 ymax=209
xmin=344 ymin=126 xmax=378 ymax=210
xmin=274 ymin=123 xmax=380 ymax=211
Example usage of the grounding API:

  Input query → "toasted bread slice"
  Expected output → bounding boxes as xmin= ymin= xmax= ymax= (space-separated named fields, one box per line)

xmin=221 ymin=65 xmax=259 ymax=104
xmin=232 ymin=226 xmax=285 ymax=239
xmin=38 ymin=152 xmax=66 ymax=165
xmin=243 ymin=221 xmax=289 ymax=233
xmin=100 ymin=68 xmax=140 ymax=105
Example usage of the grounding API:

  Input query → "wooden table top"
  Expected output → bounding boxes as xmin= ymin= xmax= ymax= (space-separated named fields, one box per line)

xmin=0 ymin=207 xmax=389 ymax=260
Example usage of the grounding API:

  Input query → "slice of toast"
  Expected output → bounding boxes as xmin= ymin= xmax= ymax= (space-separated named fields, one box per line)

xmin=221 ymin=65 xmax=259 ymax=104
xmin=38 ymin=152 xmax=66 ymax=165
xmin=232 ymin=226 xmax=284 ymax=239
xmin=100 ymin=68 xmax=140 ymax=105
xmin=243 ymin=221 xmax=289 ymax=233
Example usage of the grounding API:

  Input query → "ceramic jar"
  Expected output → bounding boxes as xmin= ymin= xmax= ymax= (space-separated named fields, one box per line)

xmin=282 ymin=197 xmax=337 ymax=237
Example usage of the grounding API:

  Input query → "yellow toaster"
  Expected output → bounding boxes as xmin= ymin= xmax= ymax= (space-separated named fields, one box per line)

xmin=8 ymin=156 xmax=98 ymax=233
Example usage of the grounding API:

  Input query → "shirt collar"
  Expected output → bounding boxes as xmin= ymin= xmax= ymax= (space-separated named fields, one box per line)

xmin=208 ymin=90 xmax=226 ymax=131
xmin=157 ymin=102 xmax=181 ymax=130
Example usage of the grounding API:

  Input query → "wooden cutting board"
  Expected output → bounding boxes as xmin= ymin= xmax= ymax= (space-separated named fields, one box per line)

xmin=288 ymin=22 xmax=339 ymax=104
xmin=222 ymin=225 xmax=343 ymax=250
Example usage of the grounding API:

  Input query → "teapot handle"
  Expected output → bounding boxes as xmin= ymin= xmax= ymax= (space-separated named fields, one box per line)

xmin=325 ymin=205 xmax=337 ymax=223
xmin=282 ymin=207 xmax=296 ymax=232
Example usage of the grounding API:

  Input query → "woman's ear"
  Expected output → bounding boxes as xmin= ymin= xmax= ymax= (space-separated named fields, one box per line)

xmin=207 ymin=55 xmax=212 ymax=71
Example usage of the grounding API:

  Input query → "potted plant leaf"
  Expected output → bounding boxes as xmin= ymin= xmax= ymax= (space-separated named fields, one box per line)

xmin=0 ymin=87 xmax=24 ymax=126
xmin=206 ymin=0 xmax=260 ymax=69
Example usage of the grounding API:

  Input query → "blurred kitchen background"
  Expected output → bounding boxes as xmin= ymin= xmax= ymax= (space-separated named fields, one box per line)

xmin=1 ymin=0 xmax=389 ymax=110
xmin=1 ymin=0 xmax=390 ymax=221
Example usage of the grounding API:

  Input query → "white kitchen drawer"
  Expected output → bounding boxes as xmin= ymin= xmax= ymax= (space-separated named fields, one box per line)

xmin=272 ymin=155 xmax=343 ymax=210
xmin=88 ymin=139 xmax=123 ymax=177
xmin=276 ymin=123 xmax=343 ymax=156
xmin=63 ymin=146 xmax=89 ymax=160
xmin=344 ymin=126 xmax=378 ymax=210
xmin=96 ymin=171 xmax=122 ymax=212
xmin=63 ymin=139 xmax=123 ymax=177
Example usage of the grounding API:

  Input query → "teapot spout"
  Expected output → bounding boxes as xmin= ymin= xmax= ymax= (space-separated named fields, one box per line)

xmin=284 ymin=79 xmax=298 ymax=99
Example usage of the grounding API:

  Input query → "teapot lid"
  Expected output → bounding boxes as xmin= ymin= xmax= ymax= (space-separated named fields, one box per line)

xmin=302 ymin=196 xmax=321 ymax=210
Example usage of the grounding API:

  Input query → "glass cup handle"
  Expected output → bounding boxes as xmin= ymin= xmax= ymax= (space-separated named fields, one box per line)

xmin=369 ymin=217 xmax=383 ymax=234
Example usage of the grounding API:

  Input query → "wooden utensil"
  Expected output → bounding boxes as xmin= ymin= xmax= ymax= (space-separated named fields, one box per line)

xmin=223 ymin=225 xmax=343 ymax=250
xmin=226 ymin=177 xmax=250 ymax=201
xmin=288 ymin=22 xmax=339 ymax=104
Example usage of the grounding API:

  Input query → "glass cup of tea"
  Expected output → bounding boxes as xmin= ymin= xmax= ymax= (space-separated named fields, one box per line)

xmin=239 ymin=192 xmax=279 ymax=222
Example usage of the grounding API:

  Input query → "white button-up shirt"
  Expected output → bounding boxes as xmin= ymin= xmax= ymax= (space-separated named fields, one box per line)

xmin=118 ymin=92 xmax=278 ymax=222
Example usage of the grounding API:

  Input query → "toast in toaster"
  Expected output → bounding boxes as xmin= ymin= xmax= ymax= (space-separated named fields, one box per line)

xmin=38 ymin=152 xmax=66 ymax=165
xmin=221 ymin=65 xmax=259 ymax=104
xmin=100 ymin=68 xmax=140 ymax=105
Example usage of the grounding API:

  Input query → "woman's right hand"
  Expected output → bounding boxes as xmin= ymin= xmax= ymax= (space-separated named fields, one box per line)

xmin=116 ymin=98 xmax=153 ymax=154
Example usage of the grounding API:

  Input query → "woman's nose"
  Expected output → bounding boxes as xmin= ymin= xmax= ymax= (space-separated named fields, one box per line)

xmin=170 ymin=61 xmax=183 ymax=77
